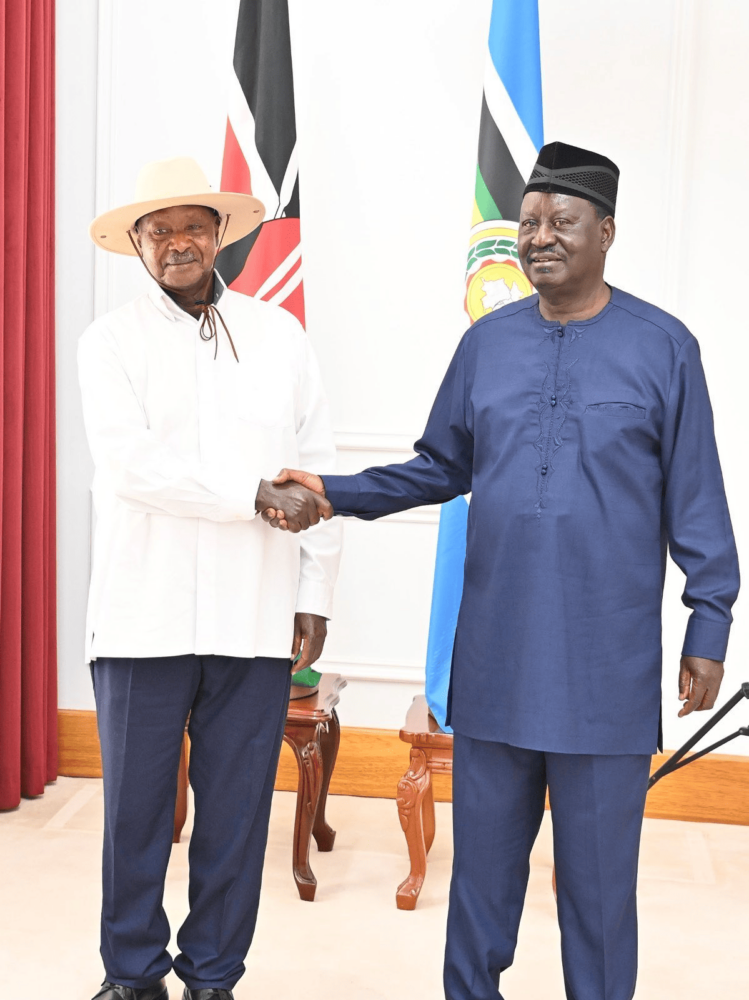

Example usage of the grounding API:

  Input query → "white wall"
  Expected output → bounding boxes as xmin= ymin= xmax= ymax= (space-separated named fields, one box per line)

xmin=56 ymin=0 xmax=99 ymax=713
xmin=57 ymin=1 xmax=749 ymax=753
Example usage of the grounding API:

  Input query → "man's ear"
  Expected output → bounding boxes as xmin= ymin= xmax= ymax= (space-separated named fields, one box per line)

xmin=601 ymin=215 xmax=616 ymax=253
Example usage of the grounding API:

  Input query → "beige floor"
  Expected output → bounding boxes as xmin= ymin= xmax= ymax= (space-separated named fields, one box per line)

xmin=1 ymin=777 xmax=747 ymax=999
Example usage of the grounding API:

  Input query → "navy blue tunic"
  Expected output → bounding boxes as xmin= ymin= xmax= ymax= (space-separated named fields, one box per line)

xmin=323 ymin=288 xmax=740 ymax=754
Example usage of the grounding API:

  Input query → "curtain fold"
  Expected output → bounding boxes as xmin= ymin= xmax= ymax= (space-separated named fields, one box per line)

xmin=0 ymin=0 xmax=57 ymax=810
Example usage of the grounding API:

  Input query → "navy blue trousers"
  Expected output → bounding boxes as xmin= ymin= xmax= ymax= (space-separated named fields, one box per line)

xmin=92 ymin=654 xmax=291 ymax=991
xmin=444 ymin=734 xmax=651 ymax=1000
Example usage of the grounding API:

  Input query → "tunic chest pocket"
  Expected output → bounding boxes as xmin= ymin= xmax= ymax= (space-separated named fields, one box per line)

xmin=585 ymin=402 xmax=646 ymax=419
xmin=583 ymin=399 xmax=660 ymax=471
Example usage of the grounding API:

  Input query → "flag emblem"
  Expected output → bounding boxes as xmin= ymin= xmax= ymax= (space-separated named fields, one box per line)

xmin=464 ymin=221 xmax=533 ymax=321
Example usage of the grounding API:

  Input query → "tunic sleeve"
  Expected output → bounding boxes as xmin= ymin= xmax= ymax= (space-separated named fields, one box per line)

xmin=661 ymin=336 xmax=740 ymax=660
xmin=323 ymin=335 xmax=474 ymax=519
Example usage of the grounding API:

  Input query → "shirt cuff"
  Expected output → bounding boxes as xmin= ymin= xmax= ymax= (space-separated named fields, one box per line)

xmin=295 ymin=580 xmax=334 ymax=620
xmin=682 ymin=616 xmax=731 ymax=661
xmin=204 ymin=465 xmax=261 ymax=521
xmin=321 ymin=474 xmax=361 ymax=515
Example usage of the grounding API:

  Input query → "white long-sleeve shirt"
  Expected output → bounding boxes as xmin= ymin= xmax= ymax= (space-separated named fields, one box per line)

xmin=78 ymin=277 xmax=342 ymax=663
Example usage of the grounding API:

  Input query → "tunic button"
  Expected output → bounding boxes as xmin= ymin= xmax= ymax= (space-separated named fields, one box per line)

xmin=550 ymin=395 xmax=557 ymax=406
xmin=557 ymin=328 xmax=564 ymax=337
xmin=541 ymin=464 xmax=548 ymax=475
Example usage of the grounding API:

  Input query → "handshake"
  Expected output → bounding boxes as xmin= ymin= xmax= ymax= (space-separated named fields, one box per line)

xmin=254 ymin=469 xmax=331 ymax=533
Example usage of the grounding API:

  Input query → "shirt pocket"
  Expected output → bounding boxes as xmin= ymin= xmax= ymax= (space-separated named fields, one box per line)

xmin=581 ymin=400 xmax=660 ymax=470
xmin=585 ymin=401 xmax=647 ymax=419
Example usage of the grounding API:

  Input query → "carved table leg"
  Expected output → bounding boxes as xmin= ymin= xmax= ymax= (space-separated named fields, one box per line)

xmin=423 ymin=780 xmax=436 ymax=855
xmin=173 ymin=733 xmax=189 ymax=844
xmin=395 ymin=748 xmax=432 ymax=910
xmin=284 ymin=722 xmax=324 ymax=901
xmin=313 ymin=707 xmax=340 ymax=852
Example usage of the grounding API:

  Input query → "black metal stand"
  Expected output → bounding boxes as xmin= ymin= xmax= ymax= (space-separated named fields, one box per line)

xmin=648 ymin=682 xmax=749 ymax=789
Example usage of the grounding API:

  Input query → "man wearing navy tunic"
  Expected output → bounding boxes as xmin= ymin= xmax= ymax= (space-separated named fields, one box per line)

xmin=263 ymin=142 xmax=740 ymax=1000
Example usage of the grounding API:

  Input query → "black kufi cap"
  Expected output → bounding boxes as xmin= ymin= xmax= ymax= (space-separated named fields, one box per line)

xmin=523 ymin=141 xmax=619 ymax=216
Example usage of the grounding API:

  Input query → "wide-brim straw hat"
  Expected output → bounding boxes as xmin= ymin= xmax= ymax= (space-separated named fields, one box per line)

xmin=89 ymin=156 xmax=265 ymax=256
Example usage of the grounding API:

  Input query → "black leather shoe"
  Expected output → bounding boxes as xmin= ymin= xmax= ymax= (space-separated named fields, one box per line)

xmin=182 ymin=990 xmax=234 ymax=1000
xmin=92 ymin=980 xmax=168 ymax=1000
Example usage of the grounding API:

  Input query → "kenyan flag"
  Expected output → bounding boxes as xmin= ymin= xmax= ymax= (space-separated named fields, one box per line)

xmin=218 ymin=0 xmax=319 ymax=696
xmin=217 ymin=0 xmax=305 ymax=326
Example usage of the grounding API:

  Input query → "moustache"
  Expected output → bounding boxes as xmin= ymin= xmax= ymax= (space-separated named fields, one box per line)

xmin=166 ymin=252 xmax=198 ymax=265
xmin=525 ymin=249 xmax=564 ymax=266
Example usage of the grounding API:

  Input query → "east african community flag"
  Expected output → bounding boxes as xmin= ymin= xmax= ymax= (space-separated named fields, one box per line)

xmin=424 ymin=0 xmax=544 ymax=732
xmin=217 ymin=0 xmax=304 ymax=327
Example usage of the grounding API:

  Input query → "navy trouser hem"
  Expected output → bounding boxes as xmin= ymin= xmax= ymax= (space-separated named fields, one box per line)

xmin=177 ymin=974 xmax=240 ymax=991
xmin=102 ymin=974 xmax=169 ymax=990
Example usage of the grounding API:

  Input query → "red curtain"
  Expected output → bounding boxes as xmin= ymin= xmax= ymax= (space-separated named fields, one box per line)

xmin=0 ymin=0 xmax=57 ymax=810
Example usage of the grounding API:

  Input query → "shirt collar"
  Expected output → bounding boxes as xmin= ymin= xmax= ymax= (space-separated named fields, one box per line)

xmin=147 ymin=270 xmax=227 ymax=322
xmin=533 ymin=284 xmax=616 ymax=332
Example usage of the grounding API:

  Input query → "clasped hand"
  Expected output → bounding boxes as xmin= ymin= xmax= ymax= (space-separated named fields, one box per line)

xmin=255 ymin=469 xmax=329 ymax=533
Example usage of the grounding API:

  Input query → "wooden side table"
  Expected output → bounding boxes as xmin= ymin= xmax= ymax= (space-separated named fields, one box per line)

xmin=283 ymin=673 xmax=346 ymax=900
xmin=173 ymin=673 xmax=347 ymax=902
xmin=396 ymin=694 xmax=453 ymax=910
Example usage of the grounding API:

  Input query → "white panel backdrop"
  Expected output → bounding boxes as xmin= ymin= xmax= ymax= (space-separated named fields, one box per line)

xmin=56 ymin=0 xmax=749 ymax=754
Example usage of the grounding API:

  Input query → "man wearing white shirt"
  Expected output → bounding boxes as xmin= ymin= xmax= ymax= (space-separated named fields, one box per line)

xmin=80 ymin=158 xmax=341 ymax=1000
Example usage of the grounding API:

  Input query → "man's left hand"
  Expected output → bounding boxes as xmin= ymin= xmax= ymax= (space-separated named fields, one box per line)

xmin=678 ymin=655 xmax=724 ymax=716
xmin=291 ymin=612 xmax=327 ymax=673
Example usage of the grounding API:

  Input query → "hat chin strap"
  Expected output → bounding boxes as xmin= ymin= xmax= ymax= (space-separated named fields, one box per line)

xmin=126 ymin=214 xmax=239 ymax=363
